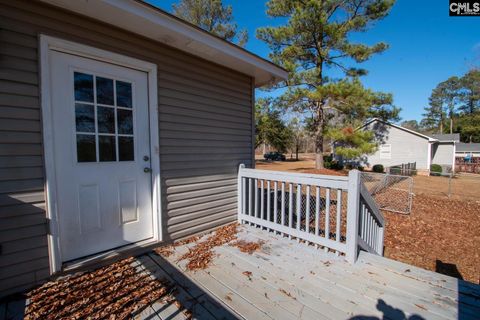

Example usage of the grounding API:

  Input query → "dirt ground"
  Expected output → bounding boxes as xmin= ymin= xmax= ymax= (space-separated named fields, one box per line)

xmin=255 ymin=156 xmax=480 ymax=284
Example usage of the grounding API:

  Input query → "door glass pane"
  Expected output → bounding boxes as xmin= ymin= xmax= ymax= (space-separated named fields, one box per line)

xmin=77 ymin=134 xmax=96 ymax=162
xmin=117 ymin=109 xmax=133 ymax=134
xmin=99 ymin=135 xmax=116 ymax=161
xmin=96 ymin=77 xmax=114 ymax=105
xmin=74 ymin=72 xmax=94 ymax=103
xmin=116 ymin=81 xmax=132 ymax=108
xmin=75 ymin=103 xmax=95 ymax=133
xmin=119 ymin=137 xmax=134 ymax=161
xmin=97 ymin=106 xmax=115 ymax=134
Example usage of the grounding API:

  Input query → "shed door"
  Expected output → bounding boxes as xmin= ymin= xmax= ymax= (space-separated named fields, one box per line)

xmin=49 ymin=51 xmax=154 ymax=262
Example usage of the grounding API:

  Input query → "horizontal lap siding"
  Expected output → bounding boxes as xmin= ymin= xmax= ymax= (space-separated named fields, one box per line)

xmin=0 ymin=0 xmax=253 ymax=297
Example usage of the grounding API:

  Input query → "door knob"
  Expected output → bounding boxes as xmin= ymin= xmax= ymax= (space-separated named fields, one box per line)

xmin=144 ymin=167 xmax=152 ymax=173
xmin=143 ymin=155 xmax=150 ymax=161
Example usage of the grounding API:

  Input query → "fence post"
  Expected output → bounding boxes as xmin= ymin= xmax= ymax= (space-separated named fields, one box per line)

xmin=346 ymin=169 xmax=361 ymax=263
xmin=237 ymin=164 xmax=245 ymax=223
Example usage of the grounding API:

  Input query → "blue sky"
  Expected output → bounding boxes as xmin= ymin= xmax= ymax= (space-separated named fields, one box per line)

xmin=148 ymin=0 xmax=479 ymax=122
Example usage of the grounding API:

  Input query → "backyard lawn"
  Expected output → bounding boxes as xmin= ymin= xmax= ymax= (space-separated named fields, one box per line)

xmin=255 ymin=156 xmax=480 ymax=284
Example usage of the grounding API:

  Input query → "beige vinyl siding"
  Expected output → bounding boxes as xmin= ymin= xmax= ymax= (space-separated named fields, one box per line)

xmin=0 ymin=0 xmax=253 ymax=297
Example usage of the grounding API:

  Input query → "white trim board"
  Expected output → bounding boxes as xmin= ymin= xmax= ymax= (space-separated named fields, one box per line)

xmin=39 ymin=35 xmax=163 ymax=274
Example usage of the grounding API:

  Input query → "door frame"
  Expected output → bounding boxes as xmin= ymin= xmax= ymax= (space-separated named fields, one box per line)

xmin=39 ymin=35 xmax=162 ymax=273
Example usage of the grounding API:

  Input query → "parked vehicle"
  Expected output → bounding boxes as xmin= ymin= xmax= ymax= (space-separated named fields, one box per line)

xmin=264 ymin=152 xmax=286 ymax=161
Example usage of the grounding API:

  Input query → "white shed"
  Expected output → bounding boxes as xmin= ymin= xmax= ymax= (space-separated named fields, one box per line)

xmin=359 ymin=119 xmax=458 ymax=174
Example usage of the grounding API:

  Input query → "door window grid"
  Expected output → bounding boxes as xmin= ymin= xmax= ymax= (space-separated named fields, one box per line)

xmin=74 ymin=71 xmax=134 ymax=162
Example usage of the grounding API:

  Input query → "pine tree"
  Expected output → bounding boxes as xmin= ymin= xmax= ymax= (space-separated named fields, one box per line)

xmin=458 ymin=69 xmax=480 ymax=114
xmin=172 ymin=0 xmax=248 ymax=46
xmin=257 ymin=0 xmax=398 ymax=168
xmin=423 ymin=77 xmax=460 ymax=134
xmin=255 ymin=99 xmax=291 ymax=153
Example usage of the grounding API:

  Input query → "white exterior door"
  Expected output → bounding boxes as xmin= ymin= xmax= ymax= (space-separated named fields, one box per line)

xmin=49 ymin=51 xmax=154 ymax=262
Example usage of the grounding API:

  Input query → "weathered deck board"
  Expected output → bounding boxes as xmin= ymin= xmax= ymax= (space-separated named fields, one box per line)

xmin=1 ymin=224 xmax=479 ymax=319
xmin=151 ymin=225 xmax=480 ymax=320
xmin=237 ymin=229 xmax=465 ymax=319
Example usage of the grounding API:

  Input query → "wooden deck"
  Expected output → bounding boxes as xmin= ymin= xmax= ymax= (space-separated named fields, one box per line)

xmin=2 ymin=225 xmax=479 ymax=319
xmin=139 ymin=225 xmax=480 ymax=320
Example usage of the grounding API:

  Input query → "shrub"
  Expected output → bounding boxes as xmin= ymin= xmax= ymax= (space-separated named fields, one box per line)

xmin=430 ymin=164 xmax=442 ymax=174
xmin=372 ymin=164 xmax=384 ymax=173
xmin=325 ymin=159 xmax=343 ymax=170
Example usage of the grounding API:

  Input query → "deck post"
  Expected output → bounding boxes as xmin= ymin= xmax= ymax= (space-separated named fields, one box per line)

xmin=237 ymin=164 xmax=245 ymax=223
xmin=346 ymin=170 xmax=361 ymax=263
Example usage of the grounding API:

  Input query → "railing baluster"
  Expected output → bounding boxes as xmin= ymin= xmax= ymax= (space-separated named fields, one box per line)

xmin=296 ymin=184 xmax=301 ymax=237
xmin=305 ymin=185 xmax=310 ymax=234
xmin=336 ymin=189 xmax=342 ymax=256
xmin=315 ymin=186 xmax=320 ymax=237
xmin=273 ymin=181 xmax=278 ymax=228
xmin=266 ymin=180 xmax=271 ymax=223
xmin=288 ymin=183 xmax=293 ymax=239
xmin=242 ymin=177 xmax=246 ymax=215
xmin=281 ymin=182 xmax=286 ymax=228
xmin=254 ymin=178 xmax=258 ymax=220
xmin=368 ymin=212 xmax=373 ymax=248
xmin=248 ymin=178 xmax=253 ymax=218
xmin=324 ymin=188 xmax=330 ymax=252
xmin=365 ymin=208 xmax=371 ymax=245
xmin=260 ymin=180 xmax=264 ymax=220
xmin=363 ymin=205 xmax=367 ymax=240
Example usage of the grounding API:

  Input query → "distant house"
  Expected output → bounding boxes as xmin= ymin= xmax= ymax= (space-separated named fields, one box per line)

xmin=456 ymin=143 xmax=480 ymax=158
xmin=359 ymin=119 xmax=458 ymax=174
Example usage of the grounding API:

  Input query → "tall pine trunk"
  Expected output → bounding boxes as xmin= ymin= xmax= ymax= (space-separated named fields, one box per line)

xmin=315 ymin=106 xmax=324 ymax=169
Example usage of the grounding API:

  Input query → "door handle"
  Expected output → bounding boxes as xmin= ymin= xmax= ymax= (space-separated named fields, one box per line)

xmin=144 ymin=167 xmax=152 ymax=173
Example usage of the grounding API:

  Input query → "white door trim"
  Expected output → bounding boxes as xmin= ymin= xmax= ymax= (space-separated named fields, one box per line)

xmin=39 ymin=35 xmax=162 ymax=274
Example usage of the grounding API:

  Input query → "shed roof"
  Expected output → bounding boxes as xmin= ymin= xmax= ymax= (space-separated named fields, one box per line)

xmin=361 ymin=118 xmax=438 ymax=142
xmin=39 ymin=0 xmax=288 ymax=87
xmin=431 ymin=133 xmax=460 ymax=142
xmin=456 ymin=143 xmax=480 ymax=152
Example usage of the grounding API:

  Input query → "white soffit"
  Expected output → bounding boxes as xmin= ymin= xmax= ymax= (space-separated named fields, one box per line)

xmin=39 ymin=0 xmax=288 ymax=87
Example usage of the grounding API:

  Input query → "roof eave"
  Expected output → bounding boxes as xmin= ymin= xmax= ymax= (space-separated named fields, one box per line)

xmin=361 ymin=118 xmax=435 ymax=141
xmin=39 ymin=0 xmax=288 ymax=87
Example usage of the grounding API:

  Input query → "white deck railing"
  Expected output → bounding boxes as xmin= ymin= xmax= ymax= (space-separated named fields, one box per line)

xmin=237 ymin=164 xmax=384 ymax=263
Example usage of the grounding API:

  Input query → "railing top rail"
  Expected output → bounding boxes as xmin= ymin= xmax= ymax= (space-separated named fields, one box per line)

xmin=239 ymin=167 xmax=349 ymax=190
xmin=360 ymin=182 xmax=384 ymax=226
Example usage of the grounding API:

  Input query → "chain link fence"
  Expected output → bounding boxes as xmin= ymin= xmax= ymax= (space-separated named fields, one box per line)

xmin=360 ymin=172 xmax=414 ymax=214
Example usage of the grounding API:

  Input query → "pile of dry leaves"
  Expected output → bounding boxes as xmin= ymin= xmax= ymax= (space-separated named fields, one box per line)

xmin=24 ymin=258 xmax=172 ymax=320
xmin=230 ymin=240 xmax=264 ymax=254
xmin=177 ymin=223 xmax=239 ymax=270
xmin=154 ymin=223 xmax=264 ymax=271
xmin=383 ymin=194 xmax=480 ymax=284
